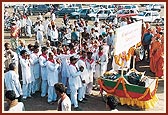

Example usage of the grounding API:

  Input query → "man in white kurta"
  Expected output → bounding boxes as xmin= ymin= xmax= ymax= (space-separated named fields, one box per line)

xmin=76 ymin=50 xmax=88 ymax=101
xmin=26 ymin=16 xmax=32 ymax=38
xmin=102 ymin=39 xmax=110 ymax=60
xmin=84 ymin=20 xmax=91 ymax=33
xmin=68 ymin=56 xmax=83 ymax=110
xmin=95 ymin=46 xmax=108 ymax=88
xmin=59 ymin=53 xmax=70 ymax=86
xmin=46 ymin=52 xmax=60 ymax=103
xmin=30 ymin=45 xmax=41 ymax=93
xmin=50 ymin=25 xmax=59 ymax=47
xmin=85 ymin=51 xmax=95 ymax=95
xmin=39 ymin=46 xmax=48 ymax=97
xmin=43 ymin=17 xmax=50 ymax=39
xmin=4 ymin=63 xmax=23 ymax=102
xmin=19 ymin=50 xmax=32 ymax=99
xmin=56 ymin=50 xmax=77 ymax=95
xmin=34 ymin=21 xmax=45 ymax=46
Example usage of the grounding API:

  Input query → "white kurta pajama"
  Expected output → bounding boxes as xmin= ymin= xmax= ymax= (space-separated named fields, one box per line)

xmin=46 ymin=60 xmax=60 ymax=103
xmin=85 ymin=58 xmax=95 ymax=95
xmin=20 ymin=57 xmax=32 ymax=99
xmin=30 ymin=52 xmax=41 ymax=93
xmin=39 ymin=54 xmax=48 ymax=97
xmin=95 ymin=52 xmax=108 ymax=78
xmin=57 ymin=53 xmax=77 ymax=94
xmin=59 ymin=54 xmax=70 ymax=85
xmin=57 ymin=53 xmax=76 ymax=85
xmin=4 ymin=70 xmax=23 ymax=98
xmin=68 ymin=64 xmax=82 ymax=108
xmin=34 ymin=24 xmax=44 ymax=46
xmin=76 ymin=58 xmax=88 ymax=100
xmin=29 ymin=58 xmax=35 ymax=94
xmin=43 ymin=19 xmax=50 ymax=39
xmin=103 ymin=44 xmax=110 ymax=59
xmin=26 ymin=17 xmax=32 ymax=37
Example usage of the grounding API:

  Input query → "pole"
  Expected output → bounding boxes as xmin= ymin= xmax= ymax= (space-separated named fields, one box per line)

xmin=121 ymin=60 xmax=124 ymax=77
xmin=133 ymin=55 xmax=135 ymax=70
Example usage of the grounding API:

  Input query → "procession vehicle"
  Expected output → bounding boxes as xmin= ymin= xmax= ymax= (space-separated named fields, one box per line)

xmin=98 ymin=43 xmax=158 ymax=110
xmin=98 ymin=68 xmax=158 ymax=110
xmin=98 ymin=20 xmax=158 ymax=110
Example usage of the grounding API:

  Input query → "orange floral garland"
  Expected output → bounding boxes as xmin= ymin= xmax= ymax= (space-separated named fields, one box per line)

xmin=114 ymin=42 xmax=142 ymax=66
xmin=114 ymin=55 xmax=124 ymax=66
xmin=114 ymin=47 xmax=135 ymax=66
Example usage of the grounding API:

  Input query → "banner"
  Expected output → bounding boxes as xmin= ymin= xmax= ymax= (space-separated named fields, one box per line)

xmin=114 ymin=21 xmax=142 ymax=55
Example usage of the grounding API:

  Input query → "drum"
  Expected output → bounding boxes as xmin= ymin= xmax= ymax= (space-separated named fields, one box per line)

xmin=135 ymin=46 xmax=144 ymax=60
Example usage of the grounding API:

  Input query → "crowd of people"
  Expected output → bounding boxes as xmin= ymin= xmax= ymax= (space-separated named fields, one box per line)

xmin=3 ymin=5 xmax=164 ymax=111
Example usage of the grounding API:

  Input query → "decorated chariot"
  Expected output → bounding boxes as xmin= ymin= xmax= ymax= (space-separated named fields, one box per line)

xmin=98 ymin=20 xmax=158 ymax=109
xmin=98 ymin=69 xmax=158 ymax=109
